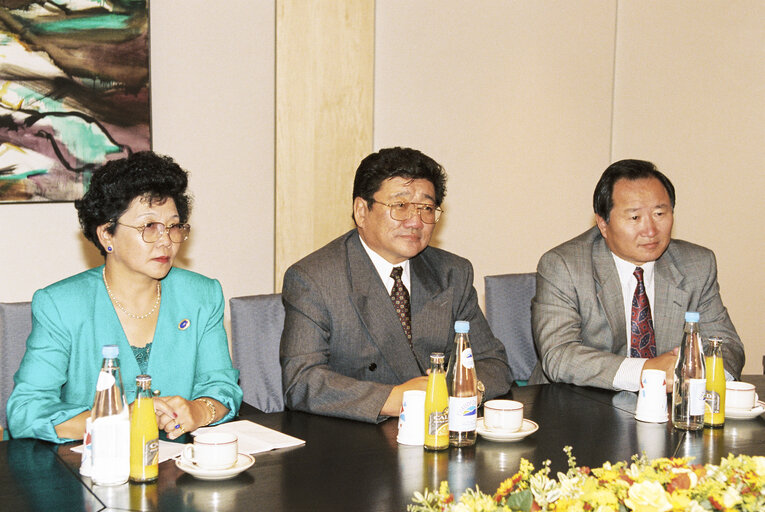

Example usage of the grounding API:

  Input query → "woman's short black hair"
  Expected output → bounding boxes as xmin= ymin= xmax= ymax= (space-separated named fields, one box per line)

xmin=75 ymin=151 xmax=191 ymax=256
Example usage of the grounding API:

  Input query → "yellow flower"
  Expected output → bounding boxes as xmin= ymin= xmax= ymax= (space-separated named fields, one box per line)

xmin=593 ymin=462 xmax=622 ymax=483
xmin=720 ymin=486 xmax=743 ymax=509
xmin=580 ymin=478 xmax=621 ymax=507
xmin=666 ymin=490 xmax=691 ymax=510
xmin=623 ymin=480 xmax=672 ymax=512
xmin=753 ymin=456 xmax=765 ymax=478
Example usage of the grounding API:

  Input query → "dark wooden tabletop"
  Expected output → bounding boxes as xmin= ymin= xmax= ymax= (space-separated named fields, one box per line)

xmin=2 ymin=376 xmax=764 ymax=512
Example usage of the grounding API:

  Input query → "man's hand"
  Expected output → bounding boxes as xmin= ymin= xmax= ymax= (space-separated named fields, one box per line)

xmin=380 ymin=376 xmax=429 ymax=417
xmin=642 ymin=347 xmax=680 ymax=393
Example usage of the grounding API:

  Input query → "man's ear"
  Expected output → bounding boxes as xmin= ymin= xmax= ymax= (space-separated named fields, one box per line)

xmin=595 ymin=214 xmax=609 ymax=240
xmin=353 ymin=197 xmax=369 ymax=228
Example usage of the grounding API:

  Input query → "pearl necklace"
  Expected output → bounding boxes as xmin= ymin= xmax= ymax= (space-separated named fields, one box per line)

xmin=102 ymin=268 xmax=161 ymax=320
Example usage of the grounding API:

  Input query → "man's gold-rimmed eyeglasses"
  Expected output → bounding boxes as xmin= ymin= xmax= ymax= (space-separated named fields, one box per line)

xmin=371 ymin=200 xmax=443 ymax=224
xmin=116 ymin=222 xmax=191 ymax=243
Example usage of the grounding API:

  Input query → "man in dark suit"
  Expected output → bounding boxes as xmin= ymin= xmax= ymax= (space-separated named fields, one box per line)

xmin=529 ymin=159 xmax=744 ymax=391
xmin=280 ymin=147 xmax=512 ymax=422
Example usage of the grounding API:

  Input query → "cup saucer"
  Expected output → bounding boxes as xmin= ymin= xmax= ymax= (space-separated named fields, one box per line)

xmin=725 ymin=400 xmax=765 ymax=420
xmin=476 ymin=418 xmax=538 ymax=442
xmin=175 ymin=453 xmax=255 ymax=480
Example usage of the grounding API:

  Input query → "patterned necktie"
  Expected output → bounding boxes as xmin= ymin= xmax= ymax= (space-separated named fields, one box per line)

xmin=630 ymin=267 xmax=656 ymax=358
xmin=390 ymin=266 xmax=412 ymax=346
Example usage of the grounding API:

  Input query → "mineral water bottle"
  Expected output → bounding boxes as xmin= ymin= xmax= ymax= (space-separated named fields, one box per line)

xmin=446 ymin=321 xmax=477 ymax=447
xmin=130 ymin=375 xmax=159 ymax=482
xmin=671 ymin=312 xmax=706 ymax=430
xmin=423 ymin=353 xmax=449 ymax=451
xmin=91 ymin=345 xmax=130 ymax=485
xmin=703 ymin=337 xmax=726 ymax=428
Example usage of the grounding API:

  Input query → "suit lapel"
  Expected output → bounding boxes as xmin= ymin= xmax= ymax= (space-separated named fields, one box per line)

xmin=346 ymin=232 xmax=423 ymax=379
xmin=592 ymin=236 xmax=627 ymax=354
xmin=410 ymin=250 xmax=452 ymax=367
xmin=653 ymin=245 xmax=689 ymax=353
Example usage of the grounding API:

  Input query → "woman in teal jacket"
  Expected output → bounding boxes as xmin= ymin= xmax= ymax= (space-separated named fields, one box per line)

xmin=7 ymin=152 xmax=242 ymax=443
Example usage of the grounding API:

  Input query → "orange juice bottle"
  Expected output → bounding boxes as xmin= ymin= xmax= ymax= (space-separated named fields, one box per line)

xmin=704 ymin=337 xmax=726 ymax=428
xmin=130 ymin=375 xmax=159 ymax=482
xmin=424 ymin=353 xmax=449 ymax=451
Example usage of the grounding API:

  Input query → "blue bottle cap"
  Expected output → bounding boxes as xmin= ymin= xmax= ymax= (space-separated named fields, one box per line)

xmin=685 ymin=311 xmax=700 ymax=323
xmin=102 ymin=344 xmax=119 ymax=358
xmin=454 ymin=320 xmax=470 ymax=333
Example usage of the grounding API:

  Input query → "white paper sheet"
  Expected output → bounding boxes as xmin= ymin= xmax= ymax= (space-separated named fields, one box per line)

xmin=192 ymin=420 xmax=305 ymax=454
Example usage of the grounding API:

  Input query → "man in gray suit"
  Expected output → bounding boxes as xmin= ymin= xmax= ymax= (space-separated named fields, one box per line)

xmin=280 ymin=147 xmax=512 ymax=422
xmin=530 ymin=159 xmax=744 ymax=391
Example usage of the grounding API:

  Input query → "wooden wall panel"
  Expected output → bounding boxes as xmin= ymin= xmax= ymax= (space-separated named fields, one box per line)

xmin=275 ymin=0 xmax=375 ymax=291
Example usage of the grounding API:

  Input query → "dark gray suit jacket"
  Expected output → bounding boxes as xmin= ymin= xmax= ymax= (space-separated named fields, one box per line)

xmin=529 ymin=226 xmax=744 ymax=389
xmin=280 ymin=230 xmax=512 ymax=422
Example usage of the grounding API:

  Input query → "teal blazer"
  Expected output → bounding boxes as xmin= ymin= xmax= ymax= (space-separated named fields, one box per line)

xmin=7 ymin=266 xmax=242 ymax=443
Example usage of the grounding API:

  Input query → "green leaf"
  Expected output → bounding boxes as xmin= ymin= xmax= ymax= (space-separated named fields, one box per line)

xmin=503 ymin=489 xmax=533 ymax=511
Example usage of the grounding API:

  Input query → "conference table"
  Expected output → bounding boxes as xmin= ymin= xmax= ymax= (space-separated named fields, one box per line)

xmin=2 ymin=376 xmax=764 ymax=511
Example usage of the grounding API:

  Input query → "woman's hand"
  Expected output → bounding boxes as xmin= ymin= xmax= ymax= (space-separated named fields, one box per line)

xmin=153 ymin=396 xmax=208 ymax=440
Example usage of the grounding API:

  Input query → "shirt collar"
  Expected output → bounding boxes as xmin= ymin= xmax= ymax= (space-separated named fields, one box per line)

xmin=358 ymin=233 xmax=411 ymax=292
xmin=610 ymin=252 xmax=655 ymax=287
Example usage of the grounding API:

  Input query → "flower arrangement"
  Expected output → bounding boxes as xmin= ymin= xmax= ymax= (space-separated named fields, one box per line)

xmin=408 ymin=447 xmax=765 ymax=511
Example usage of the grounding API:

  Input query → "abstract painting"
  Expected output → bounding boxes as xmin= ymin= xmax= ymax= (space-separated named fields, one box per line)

xmin=0 ymin=0 xmax=149 ymax=203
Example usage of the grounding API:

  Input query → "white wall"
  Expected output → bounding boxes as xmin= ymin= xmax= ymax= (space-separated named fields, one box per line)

xmin=374 ymin=0 xmax=764 ymax=373
xmin=1 ymin=2 xmax=276 ymax=316
xmin=3 ymin=1 xmax=763 ymax=374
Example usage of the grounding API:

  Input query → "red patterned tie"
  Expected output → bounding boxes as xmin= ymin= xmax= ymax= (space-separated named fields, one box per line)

xmin=631 ymin=267 xmax=656 ymax=358
xmin=390 ymin=267 xmax=412 ymax=346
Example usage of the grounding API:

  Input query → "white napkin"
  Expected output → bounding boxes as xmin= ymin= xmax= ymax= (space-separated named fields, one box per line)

xmin=71 ymin=420 xmax=305 ymax=464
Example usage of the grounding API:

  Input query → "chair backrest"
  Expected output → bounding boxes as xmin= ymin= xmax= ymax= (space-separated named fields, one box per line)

xmin=0 ymin=302 xmax=32 ymax=429
xmin=484 ymin=273 xmax=538 ymax=383
xmin=229 ymin=294 xmax=285 ymax=412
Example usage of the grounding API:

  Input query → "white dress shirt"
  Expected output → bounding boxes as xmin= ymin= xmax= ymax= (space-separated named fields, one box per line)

xmin=611 ymin=253 xmax=655 ymax=392
xmin=358 ymin=235 xmax=411 ymax=295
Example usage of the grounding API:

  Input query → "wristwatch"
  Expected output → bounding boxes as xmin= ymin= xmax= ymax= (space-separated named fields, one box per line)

xmin=477 ymin=380 xmax=486 ymax=405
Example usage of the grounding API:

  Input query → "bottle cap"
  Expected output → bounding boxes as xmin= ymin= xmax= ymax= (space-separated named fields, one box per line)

xmin=684 ymin=311 xmax=700 ymax=323
xmin=430 ymin=352 xmax=445 ymax=364
xmin=102 ymin=344 xmax=119 ymax=358
xmin=454 ymin=320 xmax=470 ymax=333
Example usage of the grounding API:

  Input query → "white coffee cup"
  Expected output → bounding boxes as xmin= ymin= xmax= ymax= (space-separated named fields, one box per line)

xmin=182 ymin=432 xmax=238 ymax=470
xmin=483 ymin=399 xmax=523 ymax=433
xmin=725 ymin=381 xmax=759 ymax=411
xmin=635 ymin=369 xmax=669 ymax=423
xmin=397 ymin=390 xmax=426 ymax=445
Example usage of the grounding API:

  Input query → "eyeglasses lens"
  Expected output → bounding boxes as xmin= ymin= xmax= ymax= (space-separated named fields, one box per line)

xmin=142 ymin=224 xmax=189 ymax=243
xmin=390 ymin=204 xmax=439 ymax=224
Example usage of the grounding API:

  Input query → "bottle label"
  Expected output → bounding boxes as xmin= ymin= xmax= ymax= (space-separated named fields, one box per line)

xmin=448 ymin=396 xmax=477 ymax=432
xmin=689 ymin=378 xmax=706 ymax=416
xmin=91 ymin=413 xmax=130 ymax=485
xmin=460 ymin=348 xmax=475 ymax=369
xmin=143 ymin=438 xmax=159 ymax=466
xmin=96 ymin=371 xmax=116 ymax=391
xmin=705 ymin=390 xmax=721 ymax=414
xmin=427 ymin=410 xmax=449 ymax=436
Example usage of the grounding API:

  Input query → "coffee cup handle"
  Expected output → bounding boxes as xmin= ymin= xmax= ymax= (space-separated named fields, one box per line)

xmin=181 ymin=444 xmax=196 ymax=464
